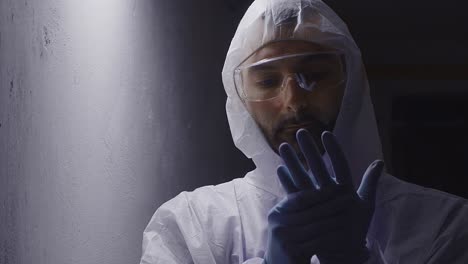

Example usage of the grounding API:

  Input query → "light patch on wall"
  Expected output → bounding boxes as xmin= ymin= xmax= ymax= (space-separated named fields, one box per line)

xmin=63 ymin=0 xmax=130 ymax=109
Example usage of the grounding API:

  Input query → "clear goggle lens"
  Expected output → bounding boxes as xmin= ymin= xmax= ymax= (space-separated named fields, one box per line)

xmin=234 ymin=52 xmax=346 ymax=101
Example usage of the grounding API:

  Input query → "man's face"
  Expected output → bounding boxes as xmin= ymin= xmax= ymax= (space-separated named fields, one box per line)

xmin=242 ymin=40 xmax=346 ymax=158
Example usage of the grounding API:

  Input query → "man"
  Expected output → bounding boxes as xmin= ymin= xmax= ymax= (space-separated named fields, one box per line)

xmin=140 ymin=0 xmax=468 ymax=263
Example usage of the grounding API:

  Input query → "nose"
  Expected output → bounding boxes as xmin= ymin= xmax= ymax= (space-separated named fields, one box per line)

xmin=282 ymin=75 xmax=313 ymax=112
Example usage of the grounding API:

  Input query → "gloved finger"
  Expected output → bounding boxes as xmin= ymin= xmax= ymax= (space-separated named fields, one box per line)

xmin=279 ymin=142 xmax=314 ymax=190
xmin=274 ymin=185 xmax=347 ymax=213
xmin=296 ymin=129 xmax=334 ymax=189
xmin=357 ymin=160 xmax=385 ymax=203
xmin=268 ymin=193 xmax=354 ymax=225
xmin=277 ymin=165 xmax=299 ymax=194
xmin=321 ymin=131 xmax=353 ymax=188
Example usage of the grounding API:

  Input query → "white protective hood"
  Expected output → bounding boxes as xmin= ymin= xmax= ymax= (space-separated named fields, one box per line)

xmin=221 ymin=0 xmax=384 ymax=195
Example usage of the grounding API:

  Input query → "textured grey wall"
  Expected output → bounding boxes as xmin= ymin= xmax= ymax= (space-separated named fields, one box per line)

xmin=0 ymin=1 xmax=252 ymax=264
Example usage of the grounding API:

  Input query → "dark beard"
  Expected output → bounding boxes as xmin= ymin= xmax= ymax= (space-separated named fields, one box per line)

xmin=267 ymin=113 xmax=336 ymax=157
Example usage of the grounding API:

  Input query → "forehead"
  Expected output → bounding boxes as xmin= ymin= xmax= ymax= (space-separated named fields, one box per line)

xmin=245 ymin=40 xmax=336 ymax=65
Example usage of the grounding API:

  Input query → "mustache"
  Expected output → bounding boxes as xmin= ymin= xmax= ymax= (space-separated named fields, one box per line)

xmin=273 ymin=112 xmax=332 ymax=135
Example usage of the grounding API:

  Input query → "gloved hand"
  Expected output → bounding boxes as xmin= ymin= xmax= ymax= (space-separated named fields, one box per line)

xmin=263 ymin=129 xmax=384 ymax=264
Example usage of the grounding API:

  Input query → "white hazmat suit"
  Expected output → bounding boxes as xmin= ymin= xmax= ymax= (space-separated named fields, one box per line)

xmin=140 ymin=0 xmax=468 ymax=263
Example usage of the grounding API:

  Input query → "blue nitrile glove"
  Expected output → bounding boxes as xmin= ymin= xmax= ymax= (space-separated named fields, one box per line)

xmin=263 ymin=129 xmax=384 ymax=264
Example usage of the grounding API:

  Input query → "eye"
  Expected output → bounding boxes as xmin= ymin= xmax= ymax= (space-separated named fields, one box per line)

xmin=256 ymin=78 xmax=280 ymax=88
xmin=253 ymin=74 xmax=282 ymax=89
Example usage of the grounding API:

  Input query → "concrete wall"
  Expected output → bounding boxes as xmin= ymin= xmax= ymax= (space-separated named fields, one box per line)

xmin=0 ymin=1 xmax=252 ymax=263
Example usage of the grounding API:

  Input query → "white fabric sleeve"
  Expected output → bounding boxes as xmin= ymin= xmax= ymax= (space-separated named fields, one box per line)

xmin=423 ymin=216 xmax=468 ymax=263
xmin=140 ymin=208 xmax=192 ymax=264
xmin=140 ymin=195 xmax=197 ymax=264
xmin=242 ymin=257 xmax=264 ymax=264
xmin=363 ymin=240 xmax=388 ymax=264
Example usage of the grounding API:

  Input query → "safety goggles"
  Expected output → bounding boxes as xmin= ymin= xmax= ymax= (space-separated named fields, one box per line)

xmin=234 ymin=52 xmax=346 ymax=102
